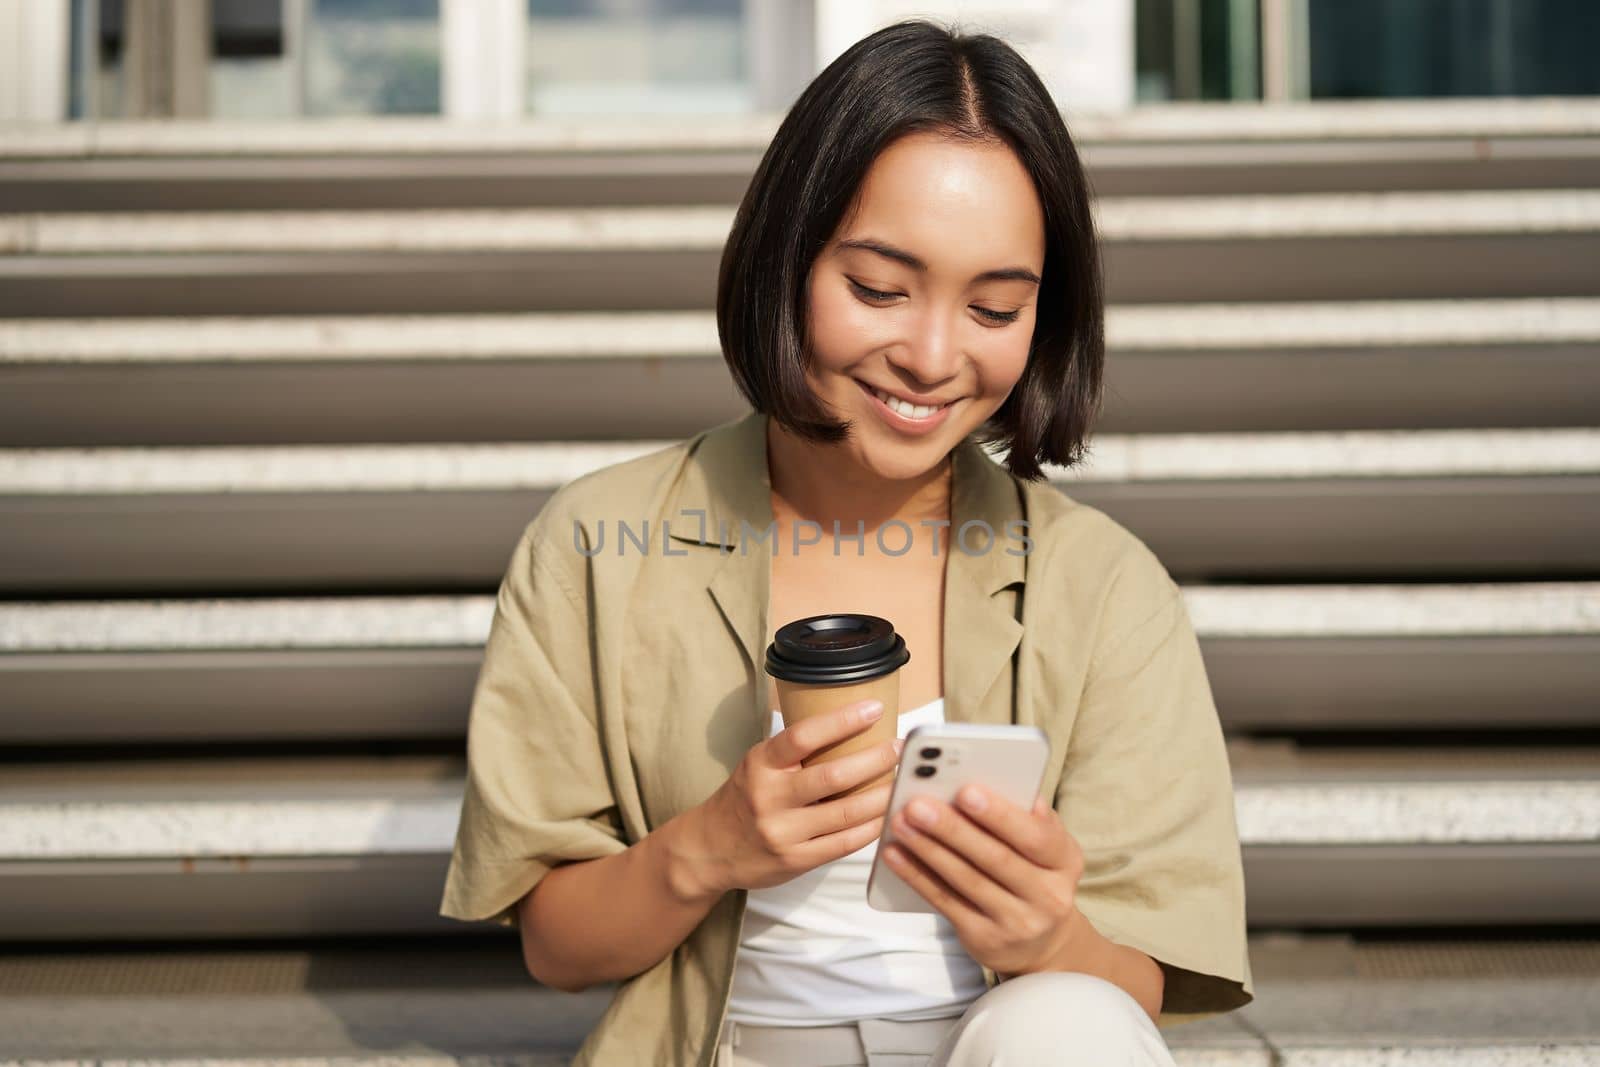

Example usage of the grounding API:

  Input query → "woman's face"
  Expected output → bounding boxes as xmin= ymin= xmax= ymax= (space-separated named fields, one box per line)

xmin=803 ymin=130 xmax=1046 ymax=483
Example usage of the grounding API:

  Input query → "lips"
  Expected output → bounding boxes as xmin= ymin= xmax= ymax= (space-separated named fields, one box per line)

xmin=859 ymin=381 xmax=952 ymax=421
xmin=854 ymin=378 xmax=957 ymax=436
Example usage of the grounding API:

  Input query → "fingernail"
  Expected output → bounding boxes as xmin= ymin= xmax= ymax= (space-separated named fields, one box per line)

xmin=860 ymin=701 xmax=884 ymax=722
xmin=908 ymin=801 xmax=937 ymax=828
xmin=959 ymin=786 xmax=987 ymax=814
xmin=893 ymin=739 xmax=905 ymax=756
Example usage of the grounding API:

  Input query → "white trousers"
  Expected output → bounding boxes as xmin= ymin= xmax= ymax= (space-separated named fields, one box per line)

xmin=716 ymin=972 xmax=1180 ymax=1066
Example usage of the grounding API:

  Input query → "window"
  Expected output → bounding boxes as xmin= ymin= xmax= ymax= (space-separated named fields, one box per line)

xmin=525 ymin=0 xmax=750 ymax=115
xmin=69 ymin=0 xmax=443 ymax=119
xmin=307 ymin=0 xmax=441 ymax=116
xmin=1309 ymin=0 xmax=1600 ymax=98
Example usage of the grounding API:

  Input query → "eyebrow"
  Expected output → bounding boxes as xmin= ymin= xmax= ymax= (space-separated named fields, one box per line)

xmin=836 ymin=237 xmax=1042 ymax=286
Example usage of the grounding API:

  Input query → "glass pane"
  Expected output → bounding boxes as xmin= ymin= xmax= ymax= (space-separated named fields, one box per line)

xmin=1136 ymin=0 xmax=1259 ymax=103
xmin=71 ymin=0 xmax=291 ymax=120
xmin=307 ymin=0 xmax=442 ymax=116
xmin=1310 ymin=0 xmax=1600 ymax=98
xmin=68 ymin=0 xmax=88 ymax=117
xmin=1135 ymin=0 xmax=1178 ymax=101
xmin=72 ymin=0 xmax=127 ymax=119
xmin=210 ymin=0 xmax=292 ymax=119
xmin=526 ymin=0 xmax=750 ymax=116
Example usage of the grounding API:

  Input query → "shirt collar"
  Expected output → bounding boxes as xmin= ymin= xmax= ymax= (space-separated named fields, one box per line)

xmin=664 ymin=411 xmax=1027 ymax=730
xmin=664 ymin=409 xmax=1027 ymax=597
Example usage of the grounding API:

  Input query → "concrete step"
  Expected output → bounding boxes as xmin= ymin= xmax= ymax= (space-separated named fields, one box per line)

xmin=9 ymin=98 xmax=1598 ymax=160
xmin=7 ymin=132 xmax=1599 ymax=211
xmin=1228 ymin=740 xmax=1600 ymax=926
xmin=1 ymin=429 xmax=1594 ymax=592
xmin=1060 ymin=428 xmax=1600 ymax=580
xmin=6 ymin=190 xmax=1588 ymax=251
xmin=2 ymin=584 xmax=1595 ymax=743
xmin=3 ymin=190 xmax=1596 ymax=315
xmin=0 ymin=934 xmax=1593 ymax=1064
xmin=0 ymin=742 xmax=1594 ymax=937
xmin=1232 ymin=933 xmax=1600 ymax=1064
xmin=3 ymin=99 xmax=1598 ymax=210
xmin=2 ymin=299 xmax=1596 ymax=445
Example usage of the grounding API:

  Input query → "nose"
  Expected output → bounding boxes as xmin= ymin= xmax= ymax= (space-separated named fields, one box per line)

xmin=884 ymin=305 xmax=960 ymax=388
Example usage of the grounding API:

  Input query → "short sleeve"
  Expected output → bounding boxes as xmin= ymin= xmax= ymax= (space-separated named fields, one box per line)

xmin=438 ymin=517 xmax=628 ymax=929
xmin=1055 ymin=549 xmax=1254 ymax=1026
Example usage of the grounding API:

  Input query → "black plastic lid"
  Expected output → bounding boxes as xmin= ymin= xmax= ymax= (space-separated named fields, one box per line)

xmin=764 ymin=613 xmax=910 ymax=686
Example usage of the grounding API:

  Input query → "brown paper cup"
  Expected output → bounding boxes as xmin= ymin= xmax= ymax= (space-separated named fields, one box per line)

xmin=774 ymin=671 xmax=900 ymax=797
xmin=765 ymin=613 xmax=910 ymax=799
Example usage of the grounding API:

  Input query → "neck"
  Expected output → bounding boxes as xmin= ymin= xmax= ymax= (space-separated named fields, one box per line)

xmin=765 ymin=417 xmax=953 ymax=531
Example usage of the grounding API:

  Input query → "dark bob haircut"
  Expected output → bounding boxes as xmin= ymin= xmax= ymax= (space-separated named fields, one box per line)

xmin=716 ymin=18 xmax=1104 ymax=483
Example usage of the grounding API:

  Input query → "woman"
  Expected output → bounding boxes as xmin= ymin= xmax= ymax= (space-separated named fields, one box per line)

xmin=440 ymin=19 xmax=1252 ymax=1067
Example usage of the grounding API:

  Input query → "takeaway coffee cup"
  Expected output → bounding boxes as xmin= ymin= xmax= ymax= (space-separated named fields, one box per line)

xmin=764 ymin=613 xmax=910 ymax=797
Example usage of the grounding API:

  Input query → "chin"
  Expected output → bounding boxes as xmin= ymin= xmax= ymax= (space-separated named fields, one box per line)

xmin=857 ymin=452 xmax=937 ymax=484
xmin=848 ymin=423 xmax=954 ymax=482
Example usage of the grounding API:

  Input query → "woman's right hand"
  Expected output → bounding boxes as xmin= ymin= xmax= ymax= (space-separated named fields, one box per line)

xmin=675 ymin=698 xmax=900 ymax=898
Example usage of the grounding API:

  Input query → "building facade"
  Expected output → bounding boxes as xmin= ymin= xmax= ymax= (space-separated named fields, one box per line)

xmin=4 ymin=0 xmax=1596 ymax=124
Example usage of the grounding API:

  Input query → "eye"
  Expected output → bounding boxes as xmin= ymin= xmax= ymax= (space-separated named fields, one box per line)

xmin=848 ymin=279 xmax=901 ymax=304
xmin=973 ymin=306 xmax=1022 ymax=325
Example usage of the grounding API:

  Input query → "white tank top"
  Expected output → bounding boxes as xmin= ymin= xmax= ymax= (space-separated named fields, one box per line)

xmin=725 ymin=697 xmax=988 ymax=1026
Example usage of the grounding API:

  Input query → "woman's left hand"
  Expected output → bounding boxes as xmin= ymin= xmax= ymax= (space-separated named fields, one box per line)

xmin=882 ymin=785 xmax=1088 ymax=977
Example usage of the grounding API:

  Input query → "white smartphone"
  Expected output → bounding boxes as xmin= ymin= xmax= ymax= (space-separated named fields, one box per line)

xmin=866 ymin=722 xmax=1051 ymax=913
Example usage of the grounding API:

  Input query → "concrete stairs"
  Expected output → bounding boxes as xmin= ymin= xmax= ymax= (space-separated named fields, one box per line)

xmin=1 ymin=100 xmax=1598 ymax=1062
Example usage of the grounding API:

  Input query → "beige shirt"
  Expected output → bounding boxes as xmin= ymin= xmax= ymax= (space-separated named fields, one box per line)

xmin=439 ymin=411 xmax=1254 ymax=1066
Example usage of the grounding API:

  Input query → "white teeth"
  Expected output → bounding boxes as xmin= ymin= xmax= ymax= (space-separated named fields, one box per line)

xmin=872 ymin=387 xmax=942 ymax=420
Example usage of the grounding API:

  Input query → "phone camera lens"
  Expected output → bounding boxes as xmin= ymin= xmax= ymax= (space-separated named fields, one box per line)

xmin=914 ymin=765 xmax=937 ymax=778
xmin=919 ymin=746 xmax=942 ymax=759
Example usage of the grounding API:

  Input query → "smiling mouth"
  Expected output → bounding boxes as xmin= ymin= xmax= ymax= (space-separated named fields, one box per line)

xmin=858 ymin=380 xmax=954 ymax=421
